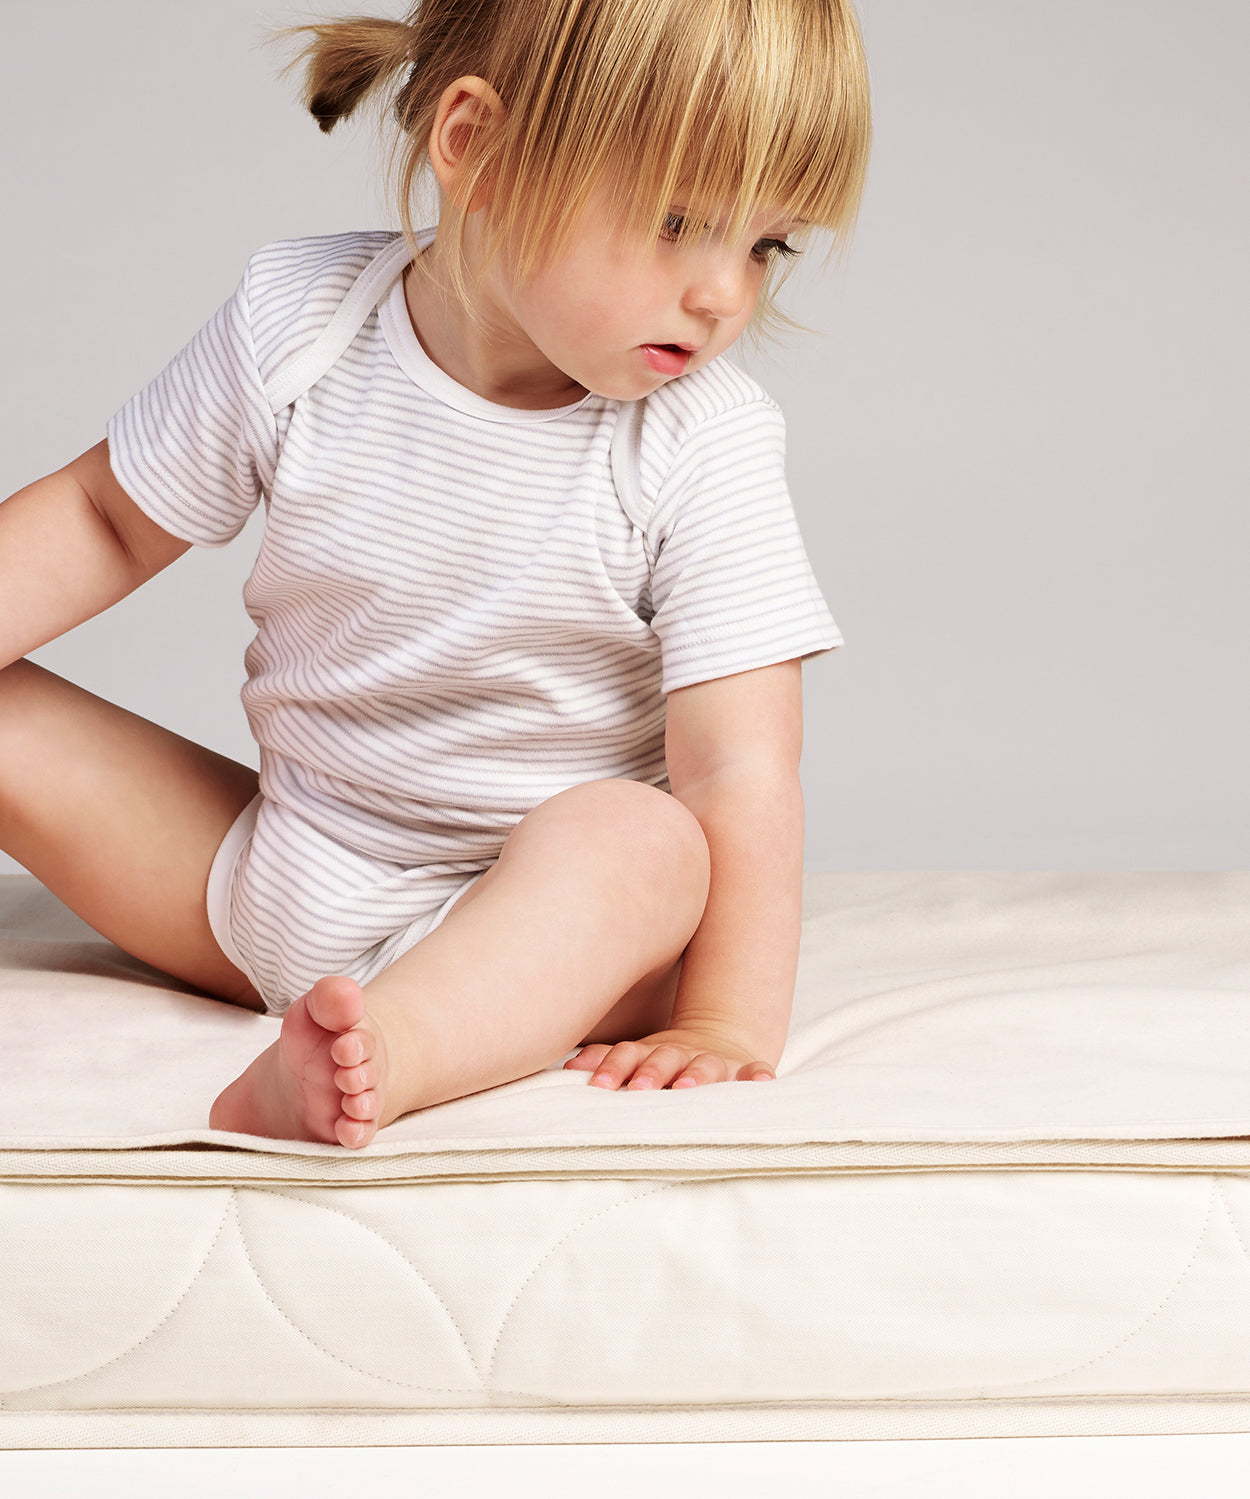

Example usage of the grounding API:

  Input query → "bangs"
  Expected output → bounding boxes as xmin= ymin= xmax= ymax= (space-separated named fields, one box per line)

xmin=610 ymin=0 xmax=871 ymax=250
xmin=483 ymin=0 xmax=871 ymax=281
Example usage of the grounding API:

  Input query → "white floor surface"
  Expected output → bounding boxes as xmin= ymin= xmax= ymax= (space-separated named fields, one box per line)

xmin=3 ymin=1437 xmax=1250 ymax=1498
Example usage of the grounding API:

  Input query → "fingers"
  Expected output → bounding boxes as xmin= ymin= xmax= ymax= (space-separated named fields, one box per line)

xmin=581 ymin=1040 xmax=687 ymax=1089
xmin=571 ymin=1041 xmax=769 ymax=1092
xmin=666 ymin=1052 xmax=730 ymax=1090
xmin=621 ymin=1044 xmax=727 ymax=1091
xmin=563 ymin=1042 xmax=611 ymax=1073
xmin=590 ymin=1041 xmax=658 ymax=1089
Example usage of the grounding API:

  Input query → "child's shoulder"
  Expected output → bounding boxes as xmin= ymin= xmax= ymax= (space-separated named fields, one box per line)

xmin=237 ymin=230 xmax=401 ymax=378
xmin=640 ymin=355 xmax=783 ymax=453
xmin=242 ymin=229 xmax=400 ymax=289
xmin=625 ymin=359 xmax=788 ymax=521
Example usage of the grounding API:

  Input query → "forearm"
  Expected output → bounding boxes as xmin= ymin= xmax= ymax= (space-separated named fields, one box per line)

xmin=668 ymin=764 xmax=805 ymax=1067
xmin=1 ymin=466 xmax=152 ymax=669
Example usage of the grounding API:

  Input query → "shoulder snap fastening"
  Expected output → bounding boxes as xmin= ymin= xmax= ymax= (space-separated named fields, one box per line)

xmin=263 ymin=236 xmax=413 ymax=414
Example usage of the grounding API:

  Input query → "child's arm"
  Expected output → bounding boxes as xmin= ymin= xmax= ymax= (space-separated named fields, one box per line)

xmin=0 ymin=439 xmax=188 ymax=667
xmin=572 ymin=658 xmax=805 ymax=1089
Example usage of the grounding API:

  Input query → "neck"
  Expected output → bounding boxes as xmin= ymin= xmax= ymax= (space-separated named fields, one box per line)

xmin=402 ymin=229 xmax=585 ymax=411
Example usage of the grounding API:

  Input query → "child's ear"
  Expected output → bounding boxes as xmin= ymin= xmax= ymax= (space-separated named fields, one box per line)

xmin=428 ymin=75 xmax=506 ymax=214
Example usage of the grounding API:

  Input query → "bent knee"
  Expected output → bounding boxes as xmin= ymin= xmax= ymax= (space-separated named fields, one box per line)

xmin=628 ymin=780 xmax=711 ymax=885
xmin=520 ymin=777 xmax=710 ymax=894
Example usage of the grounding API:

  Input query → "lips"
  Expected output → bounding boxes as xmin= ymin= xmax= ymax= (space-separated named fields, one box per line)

xmin=641 ymin=343 xmax=693 ymax=376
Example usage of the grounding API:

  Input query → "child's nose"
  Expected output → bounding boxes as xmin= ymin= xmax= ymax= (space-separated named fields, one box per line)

xmin=682 ymin=254 xmax=751 ymax=323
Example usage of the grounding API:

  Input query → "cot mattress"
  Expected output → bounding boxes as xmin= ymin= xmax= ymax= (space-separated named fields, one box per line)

xmin=2 ymin=869 xmax=1249 ymax=1448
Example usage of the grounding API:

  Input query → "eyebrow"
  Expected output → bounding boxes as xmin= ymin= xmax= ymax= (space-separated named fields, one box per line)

xmin=671 ymin=209 xmax=809 ymax=232
xmin=668 ymin=205 xmax=810 ymax=237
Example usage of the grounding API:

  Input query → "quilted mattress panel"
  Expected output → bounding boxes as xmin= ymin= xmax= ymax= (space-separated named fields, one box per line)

xmin=6 ymin=1171 xmax=1250 ymax=1416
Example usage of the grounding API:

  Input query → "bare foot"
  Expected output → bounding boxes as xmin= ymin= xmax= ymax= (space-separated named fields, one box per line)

xmin=209 ymin=976 xmax=390 ymax=1148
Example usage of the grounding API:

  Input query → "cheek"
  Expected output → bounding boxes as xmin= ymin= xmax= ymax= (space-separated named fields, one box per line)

xmin=562 ymin=293 xmax=634 ymax=350
xmin=537 ymin=272 xmax=608 ymax=331
xmin=744 ymin=268 xmax=768 ymax=315
xmin=516 ymin=282 xmax=583 ymax=350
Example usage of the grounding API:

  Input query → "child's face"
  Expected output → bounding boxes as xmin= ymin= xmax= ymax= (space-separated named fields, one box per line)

xmin=489 ymin=190 xmax=800 ymax=401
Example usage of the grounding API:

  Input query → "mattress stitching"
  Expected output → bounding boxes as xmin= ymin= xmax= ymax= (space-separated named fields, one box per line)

xmin=229 ymin=1191 xmax=479 ymax=1395
xmin=1214 ymin=1177 xmax=1250 ymax=1270
xmin=243 ymin=1185 xmax=481 ymax=1383
xmin=0 ymin=1190 xmax=236 ymax=1403
xmin=974 ymin=1174 xmax=1221 ymax=1396
xmin=486 ymin=1181 xmax=675 ymax=1388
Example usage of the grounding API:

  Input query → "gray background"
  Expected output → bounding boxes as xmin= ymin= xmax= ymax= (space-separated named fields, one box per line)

xmin=3 ymin=0 xmax=1246 ymax=873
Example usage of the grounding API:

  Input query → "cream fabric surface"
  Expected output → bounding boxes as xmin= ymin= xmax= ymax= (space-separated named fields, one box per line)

xmin=4 ymin=871 xmax=1250 ymax=1447
xmin=4 ymin=870 xmax=1250 ymax=1164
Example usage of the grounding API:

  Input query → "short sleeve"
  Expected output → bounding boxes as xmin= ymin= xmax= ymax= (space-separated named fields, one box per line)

xmin=646 ymin=399 xmax=843 ymax=694
xmin=106 ymin=258 xmax=278 ymax=548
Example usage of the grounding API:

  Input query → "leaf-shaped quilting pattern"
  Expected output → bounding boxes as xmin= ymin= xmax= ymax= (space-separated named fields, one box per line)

xmin=491 ymin=1171 xmax=1225 ymax=1402
xmin=0 ymin=1185 xmax=232 ymax=1391
xmin=232 ymin=1188 xmax=481 ymax=1392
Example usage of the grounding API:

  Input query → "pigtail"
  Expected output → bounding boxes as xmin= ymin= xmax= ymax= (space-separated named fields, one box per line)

xmin=276 ymin=16 xmax=415 ymax=134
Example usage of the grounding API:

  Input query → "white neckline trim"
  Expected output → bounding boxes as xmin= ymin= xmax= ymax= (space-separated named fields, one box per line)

xmin=378 ymin=230 xmax=595 ymax=425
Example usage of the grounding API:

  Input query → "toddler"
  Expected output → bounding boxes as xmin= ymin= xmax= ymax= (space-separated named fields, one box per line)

xmin=0 ymin=0 xmax=870 ymax=1147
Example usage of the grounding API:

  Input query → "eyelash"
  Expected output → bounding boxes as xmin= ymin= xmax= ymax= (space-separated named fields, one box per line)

xmin=753 ymin=238 xmax=801 ymax=264
xmin=660 ymin=213 xmax=801 ymax=264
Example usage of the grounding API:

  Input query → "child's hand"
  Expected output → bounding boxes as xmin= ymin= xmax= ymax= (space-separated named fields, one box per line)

xmin=564 ymin=1028 xmax=776 ymax=1091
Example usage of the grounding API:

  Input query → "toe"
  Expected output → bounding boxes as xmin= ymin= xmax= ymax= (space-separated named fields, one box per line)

xmin=335 ymin=1115 xmax=375 ymax=1149
xmin=305 ymin=976 xmax=365 ymax=1034
xmin=330 ymin=1028 xmax=369 ymax=1068
xmin=334 ymin=1062 xmax=373 ymax=1095
xmin=341 ymin=1089 xmax=379 ymax=1122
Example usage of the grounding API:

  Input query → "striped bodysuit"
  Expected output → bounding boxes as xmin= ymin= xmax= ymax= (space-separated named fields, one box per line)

xmin=107 ymin=231 xmax=841 ymax=1013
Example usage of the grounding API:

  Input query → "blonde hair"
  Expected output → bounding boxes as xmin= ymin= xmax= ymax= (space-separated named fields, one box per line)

xmin=273 ymin=0 xmax=871 ymax=343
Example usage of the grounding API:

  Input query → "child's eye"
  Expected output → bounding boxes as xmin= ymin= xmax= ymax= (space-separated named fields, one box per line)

xmin=752 ymin=237 xmax=801 ymax=263
xmin=659 ymin=213 xmax=801 ymax=264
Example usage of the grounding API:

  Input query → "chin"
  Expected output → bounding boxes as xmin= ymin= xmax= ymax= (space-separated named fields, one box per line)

xmin=584 ymin=371 xmax=677 ymax=402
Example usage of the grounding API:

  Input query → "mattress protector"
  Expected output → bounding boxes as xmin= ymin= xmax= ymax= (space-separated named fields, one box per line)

xmin=3 ymin=871 xmax=1249 ymax=1180
xmin=4 ymin=870 xmax=1250 ymax=1447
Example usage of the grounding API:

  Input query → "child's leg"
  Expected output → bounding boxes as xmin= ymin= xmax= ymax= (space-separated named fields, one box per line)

xmin=209 ymin=778 xmax=712 ymax=1147
xmin=0 ymin=658 xmax=263 ymax=1008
